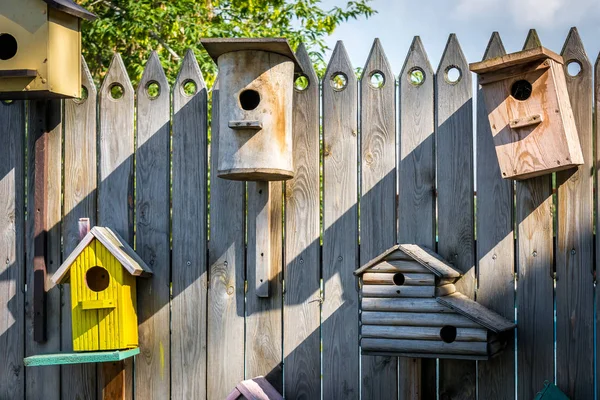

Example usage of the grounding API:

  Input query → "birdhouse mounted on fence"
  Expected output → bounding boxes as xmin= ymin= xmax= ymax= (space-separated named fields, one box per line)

xmin=52 ymin=227 xmax=152 ymax=352
xmin=0 ymin=0 xmax=96 ymax=100
xmin=354 ymin=244 xmax=516 ymax=360
xmin=470 ymin=46 xmax=584 ymax=180
xmin=201 ymin=38 xmax=303 ymax=181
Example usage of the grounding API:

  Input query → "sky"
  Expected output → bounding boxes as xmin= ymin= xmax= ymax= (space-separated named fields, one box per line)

xmin=321 ymin=0 xmax=600 ymax=72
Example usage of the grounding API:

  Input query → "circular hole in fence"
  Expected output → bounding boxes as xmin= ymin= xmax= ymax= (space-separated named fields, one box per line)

xmin=182 ymin=79 xmax=197 ymax=97
xmin=369 ymin=71 xmax=385 ymax=89
xmin=86 ymin=266 xmax=110 ymax=292
xmin=440 ymin=325 xmax=457 ymax=343
xmin=109 ymin=83 xmax=124 ymax=100
xmin=330 ymin=72 xmax=348 ymax=91
xmin=392 ymin=272 xmax=406 ymax=286
xmin=510 ymin=80 xmax=532 ymax=101
xmin=408 ymin=67 xmax=425 ymax=86
xmin=294 ymin=74 xmax=310 ymax=91
xmin=1 ymin=100 xmax=14 ymax=106
xmin=567 ymin=60 xmax=582 ymax=77
xmin=0 ymin=34 xmax=18 ymax=60
xmin=146 ymin=81 xmax=161 ymax=99
xmin=445 ymin=66 xmax=462 ymax=84
xmin=239 ymin=89 xmax=261 ymax=110
xmin=74 ymin=85 xmax=89 ymax=104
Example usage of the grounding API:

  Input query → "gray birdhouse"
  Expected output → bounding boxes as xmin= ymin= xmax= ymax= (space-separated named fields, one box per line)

xmin=202 ymin=38 xmax=302 ymax=181
xmin=355 ymin=244 xmax=516 ymax=360
xmin=470 ymin=46 xmax=584 ymax=180
xmin=0 ymin=0 xmax=96 ymax=99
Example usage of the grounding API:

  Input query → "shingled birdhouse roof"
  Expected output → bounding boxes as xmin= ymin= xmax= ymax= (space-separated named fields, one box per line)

xmin=42 ymin=0 xmax=97 ymax=21
xmin=52 ymin=227 xmax=153 ymax=284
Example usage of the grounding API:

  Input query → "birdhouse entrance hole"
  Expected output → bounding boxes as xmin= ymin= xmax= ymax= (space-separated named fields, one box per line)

xmin=440 ymin=325 xmax=457 ymax=343
xmin=86 ymin=266 xmax=110 ymax=292
xmin=392 ymin=272 xmax=405 ymax=286
xmin=239 ymin=89 xmax=261 ymax=110
xmin=510 ymin=80 xmax=532 ymax=101
xmin=0 ymin=34 xmax=18 ymax=61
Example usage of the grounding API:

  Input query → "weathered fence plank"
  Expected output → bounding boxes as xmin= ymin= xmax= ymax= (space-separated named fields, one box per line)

xmin=98 ymin=53 xmax=135 ymax=400
xmin=207 ymin=79 xmax=246 ymax=399
xmin=26 ymin=99 xmax=62 ymax=400
xmin=435 ymin=34 xmax=476 ymax=400
xmin=475 ymin=32 xmax=515 ymax=399
xmin=322 ymin=41 xmax=359 ymax=399
xmin=359 ymin=38 xmax=397 ymax=400
xmin=516 ymin=29 xmax=555 ymax=400
xmin=284 ymin=43 xmax=321 ymax=400
xmin=556 ymin=27 xmax=594 ymax=399
xmin=0 ymin=100 xmax=25 ymax=400
xmin=62 ymin=57 xmax=98 ymax=400
xmin=172 ymin=50 xmax=208 ymax=400
xmin=135 ymin=52 xmax=171 ymax=400
xmin=398 ymin=36 xmax=436 ymax=400
xmin=247 ymin=180 xmax=283 ymax=390
xmin=596 ymin=50 xmax=600 ymax=400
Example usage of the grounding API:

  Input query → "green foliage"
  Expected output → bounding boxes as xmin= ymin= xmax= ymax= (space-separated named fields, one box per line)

xmin=78 ymin=0 xmax=376 ymax=86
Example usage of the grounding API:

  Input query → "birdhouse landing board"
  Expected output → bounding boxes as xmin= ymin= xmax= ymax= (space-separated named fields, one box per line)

xmin=355 ymin=244 xmax=516 ymax=360
xmin=52 ymin=227 xmax=152 ymax=352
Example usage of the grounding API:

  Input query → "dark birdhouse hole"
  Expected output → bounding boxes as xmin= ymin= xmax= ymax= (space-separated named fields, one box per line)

xmin=440 ymin=325 xmax=457 ymax=343
xmin=240 ymin=89 xmax=261 ymax=110
xmin=0 ymin=34 xmax=18 ymax=60
xmin=510 ymin=80 xmax=532 ymax=101
xmin=86 ymin=266 xmax=110 ymax=292
xmin=392 ymin=272 xmax=405 ymax=286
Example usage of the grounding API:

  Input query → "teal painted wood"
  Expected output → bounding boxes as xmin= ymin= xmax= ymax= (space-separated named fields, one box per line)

xmin=24 ymin=348 xmax=140 ymax=367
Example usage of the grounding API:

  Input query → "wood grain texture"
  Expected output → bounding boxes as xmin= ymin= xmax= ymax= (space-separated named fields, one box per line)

xmin=398 ymin=36 xmax=436 ymax=400
xmin=0 ymin=100 xmax=25 ymax=400
xmin=61 ymin=57 xmax=98 ymax=400
xmin=435 ymin=34 xmax=476 ymax=400
xmin=172 ymin=50 xmax=208 ymax=400
xmin=102 ymin=361 xmax=125 ymax=400
xmin=322 ymin=41 xmax=359 ymax=399
xmin=207 ymin=79 xmax=246 ymax=399
xmin=246 ymin=181 xmax=283 ymax=391
xmin=596 ymin=49 xmax=600 ymax=400
xmin=283 ymin=43 xmax=321 ymax=400
xmin=98 ymin=52 xmax=135 ymax=400
xmin=555 ymin=28 xmax=594 ymax=399
xmin=26 ymin=99 xmax=62 ymax=400
xmin=134 ymin=52 xmax=171 ymax=400
xmin=475 ymin=32 xmax=515 ymax=399
xmin=359 ymin=39 xmax=398 ymax=400
xmin=515 ymin=30 xmax=555 ymax=400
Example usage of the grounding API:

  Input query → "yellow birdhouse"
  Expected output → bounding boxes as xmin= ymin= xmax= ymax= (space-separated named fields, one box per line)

xmin=0 ymin=0 xmax=96 ymax=100
xmin=52 ymin=227 xmax=152 ymax=352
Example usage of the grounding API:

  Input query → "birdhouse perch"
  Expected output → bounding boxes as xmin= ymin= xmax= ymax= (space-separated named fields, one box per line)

xmin=470 ymin=46 xmax=584 ymax=180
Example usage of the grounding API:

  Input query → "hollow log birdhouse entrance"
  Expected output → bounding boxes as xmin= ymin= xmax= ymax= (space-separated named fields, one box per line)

xmin=0 ymin=0 xmax=96 ymax=99
xmin=355 ymin=244 xmax=516 ymax=359
xmin=470 ymin=46 xmax=584 ymax=180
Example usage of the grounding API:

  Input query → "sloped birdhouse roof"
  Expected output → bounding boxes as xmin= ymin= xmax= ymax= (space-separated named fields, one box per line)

xmin=52 ymin=227 xmax=153 ymax=284
xmin=42 ymin=0 xmax=97 ymax=21
xmin=469 ymin=46 xmax=563 ymax=74
xmin=355 ymin=244 xmax=515 ymax=334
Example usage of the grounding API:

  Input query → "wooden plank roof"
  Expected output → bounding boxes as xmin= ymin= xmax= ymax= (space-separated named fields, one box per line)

xmin=469 ymin=46 xmax=563 ymax=74
xmin=52 ymin=227 xmax=152 ymax=284
xmin=354 ymin=244 xmax=462 ymax=279
xmin=436 ymin=292 xmax=516 ymax=333
xmin=43 ymin=0 xmax=97 ymax=21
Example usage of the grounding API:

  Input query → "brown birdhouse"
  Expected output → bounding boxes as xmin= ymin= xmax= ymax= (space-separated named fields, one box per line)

xmin=201 ymin=38 xmax=303 ymax=181
xmin=355 ymin=244 xmax=516 ymax=360
xmin=0 ymin=0 xmax=96 ymax=100
xmin=470 ymin=46 xmax=583 ymax=180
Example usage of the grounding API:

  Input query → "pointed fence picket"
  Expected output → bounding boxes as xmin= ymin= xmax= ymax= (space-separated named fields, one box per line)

xmin=2 ymin=28 xmax=600 ymax=400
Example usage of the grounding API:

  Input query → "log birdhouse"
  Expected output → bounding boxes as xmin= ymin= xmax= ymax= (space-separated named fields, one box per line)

xmin=201 ymin=38 xmax=303 ymax=181
xmin=52 ymin=227 xmax=152 ymax=352
xmin=470 ymin=46 xmax=583 ymax=180
xmin=354 ymin=245 xmax=515 ymax=360
xmin=0 ymin=0 xmax=96 ymax=99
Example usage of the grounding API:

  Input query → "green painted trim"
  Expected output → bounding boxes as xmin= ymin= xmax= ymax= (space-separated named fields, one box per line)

xmin=24 ymin=348 xmax=140 ymax=367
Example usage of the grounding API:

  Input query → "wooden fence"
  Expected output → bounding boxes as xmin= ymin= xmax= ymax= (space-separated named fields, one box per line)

xmin=0 ymin=27 xmax=598 ymax=399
